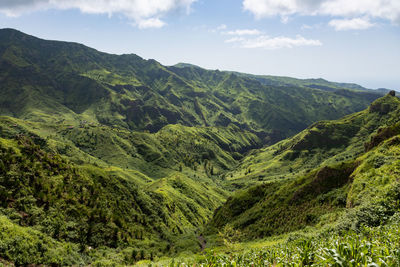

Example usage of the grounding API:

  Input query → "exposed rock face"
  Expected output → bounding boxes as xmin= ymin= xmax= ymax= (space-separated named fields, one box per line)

xmin=389 ymin=90 xmax=396 ymax=97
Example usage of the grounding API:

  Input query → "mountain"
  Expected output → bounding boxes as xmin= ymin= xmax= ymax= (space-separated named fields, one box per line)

xmin=233 ymin=73 xmax=374 ymax=92
xmin=175 ymin=62 xmax=383 ymax=93
xmin=207 ymin=93 xmax=400 ymax=240
xmin=0 ymin=28 xmax=396 ymax=265
xmin=0 ymin=28 xmax=382 ymax=145
xmin=0 ymin=117 xmax=240 ymax=264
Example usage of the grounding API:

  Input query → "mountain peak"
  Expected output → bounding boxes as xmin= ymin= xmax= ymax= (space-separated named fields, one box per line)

xmin=172 ymin=62 xmax=202 ymax=69
xmin=0 ymin=28 xmax=36 ymax=41
xmin=369 ymin=91 xmax=400 ymax=114
xmin=1 ymin=28 xmax=15 ymax=32
xmin=0 ymin=28 xmax=24 ymax=34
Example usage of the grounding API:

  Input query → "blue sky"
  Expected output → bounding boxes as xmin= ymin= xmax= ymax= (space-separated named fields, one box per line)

xmin=0 ymin=0 xmax=399 ymax=90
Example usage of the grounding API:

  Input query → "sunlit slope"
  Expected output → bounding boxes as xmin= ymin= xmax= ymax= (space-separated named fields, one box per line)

xmin=0 ymin=28 xmax=382 ymax=144
xmin=209 ymin=93 xmax=400 ymax=239
xmin=0 ymin=125 xmax=231 ymax=264
xmin=226 ymin=93 xmax=400 ymax=188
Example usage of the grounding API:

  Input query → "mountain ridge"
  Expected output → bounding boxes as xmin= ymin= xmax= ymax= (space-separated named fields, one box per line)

xmin=172 ymin=61 xmax=391 ymax=93
xmin=0 ymin=28 xmax=383 ymax=144
xmin=0 ymin=28 xmax=398 ymax=265
xmin=207 ymin=93 xmax=400 ymax=240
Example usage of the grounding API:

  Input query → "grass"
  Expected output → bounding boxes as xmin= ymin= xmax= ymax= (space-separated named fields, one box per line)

xmin=0 ymin=133 xmax=228 ymax=264
xmin=226 ymin=94 xmax=400 ymax=188
xmin=207 ymin=94 xmax=400 ymax=245
xmin=0 ymin=28 xmax=398 ymax=266
xmin=164 ymin=220 xmax=400 ymax=266
xmin=0 ymin=28 xmax=381 ymax=141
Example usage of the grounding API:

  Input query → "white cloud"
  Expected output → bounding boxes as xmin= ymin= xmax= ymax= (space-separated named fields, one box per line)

xmin=225 ymin=29 xmax=262 ymax=35
xmin=242 ymin=0 xmax=400 ymax=25
xmin=280 ymin=15 xmax=290 ymax=24
xmin=210 ymin=24 xmax=227 ymax=33
xmin=226 ymin=34 xmax=322 ymax=49
xmin=301 ymin=24 xmax=312 ymax=30
xmin=137 ymin=18 xmax=166 ymax=29
xmin=0 ymin=0 xmax=197 ymax=28
xmin=242 ymin=0 xmax=298 ymax=18
xmin=217 ymin=24 xmax=227 ymax=30
xmin=224 ymin=37 xmax=245 ymax=43
xmin=329 ymin=17 xmax=374 ymax=31
xmin=301 ymin=23 xmax=322 ymax=30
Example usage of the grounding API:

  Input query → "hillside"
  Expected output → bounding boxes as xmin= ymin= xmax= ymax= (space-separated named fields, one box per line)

xmin=222 ymin=91 xmax=400 ymax=188
xmin=0 ymin=119 xmax=236 ymax=264
xmin=0 ymin=28 xmax=382 ymax=144
xmin=208 ymin=93 xmax=400 ymax=240
xmin=0 ymin=28 xmax=397 ymax=265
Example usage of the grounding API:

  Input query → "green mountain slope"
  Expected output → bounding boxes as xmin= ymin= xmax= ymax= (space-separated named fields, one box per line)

xmin=174 ymin=62 xmax=384 ymax=93
xmin=0 ymin=28 xmax=382 ymax=144
xmin=0 ymin=111 xmax=264 ymax=263
xmin=0 ymin=122 xmax=232 ymax=264
xmin=0 ymin=28 xmax=396 ymax=265
xmin=234 ymin=73 xmax=376 ymax=92
xmin=224 ymin=92 xmax=400 ymax=188
xmin=208 ymin=93 xmax=400 ymax=240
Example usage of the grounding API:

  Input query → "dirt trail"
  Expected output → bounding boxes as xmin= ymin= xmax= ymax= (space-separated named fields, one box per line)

xmin=197 ymin=235 xmax=206 ymax=252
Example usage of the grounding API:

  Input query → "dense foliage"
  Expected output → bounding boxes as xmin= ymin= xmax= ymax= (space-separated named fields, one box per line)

xmin=209 ymin=94 xmax=400 ymax=240
xmin=0 ymin=28 xmax=382 ymax=144
xmin=0 ymin=28 xmax=398 ymax=266
xmin=169 ymin=219 xmax=400 ymax=266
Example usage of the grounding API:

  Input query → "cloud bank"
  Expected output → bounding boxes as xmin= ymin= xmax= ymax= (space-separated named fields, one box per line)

xmin=224 ymin=28 xmax=321 ymax=49
xmin=329 ymin=17 xmax=375 ymax=31
xmin=0 ymin=0 xmax=196 ymax=28
xmin=238 ymin=35 xmax=321 ymax=49
xmin=225 ymin=29 xmax=262 ymax=36
xmin=243 ymin=0 xmax=400 ymax=27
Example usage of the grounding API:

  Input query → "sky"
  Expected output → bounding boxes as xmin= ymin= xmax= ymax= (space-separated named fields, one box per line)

xmin=0 ymin=0 xmax=399 ymax=90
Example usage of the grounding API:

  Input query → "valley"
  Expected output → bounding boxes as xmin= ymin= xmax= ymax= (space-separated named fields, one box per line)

xmin=0 ymin=29 xmax=399 ymax=266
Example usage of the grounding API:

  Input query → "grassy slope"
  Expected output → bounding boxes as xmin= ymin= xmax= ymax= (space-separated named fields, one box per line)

xmin=0 ymin=131 xmax=231 ymax=264
xmin=175 ymin=62 xmax=380 ymax=92
xmin=226 ymin=94 xmax=400 ymax=188
xmin=161 ymin=219 xmax=400 ymax=266
xmin=235 ymin=72 xmax=374 ymax=92
xmin=208 ymin=94 xmax=400 ymax=240
xmin=168 ymin=64 xmax=381 ymax=143
xmin=0 ymin=111 xmax=264 ymax=264
xmin=0 ymin=28 xmax=396 ymax=265
xmin=0 ymin=28 xmax=381 ymax=145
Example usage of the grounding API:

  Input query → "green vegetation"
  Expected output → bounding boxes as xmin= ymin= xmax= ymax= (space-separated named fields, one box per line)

xmin=225 ymin=93 xmax=400 ymax=188
xmin=165 ymin=218 xmax=400 ymax=266
xmin=0 ymin=127 xmax=231 ymax=264
xmin=0 ymin=28 xmax=399 ymax=266
xmin=0 ymin=28 xmax=382 ymax=144
xmin=207 ymin=94 xmax=400 ymax=245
